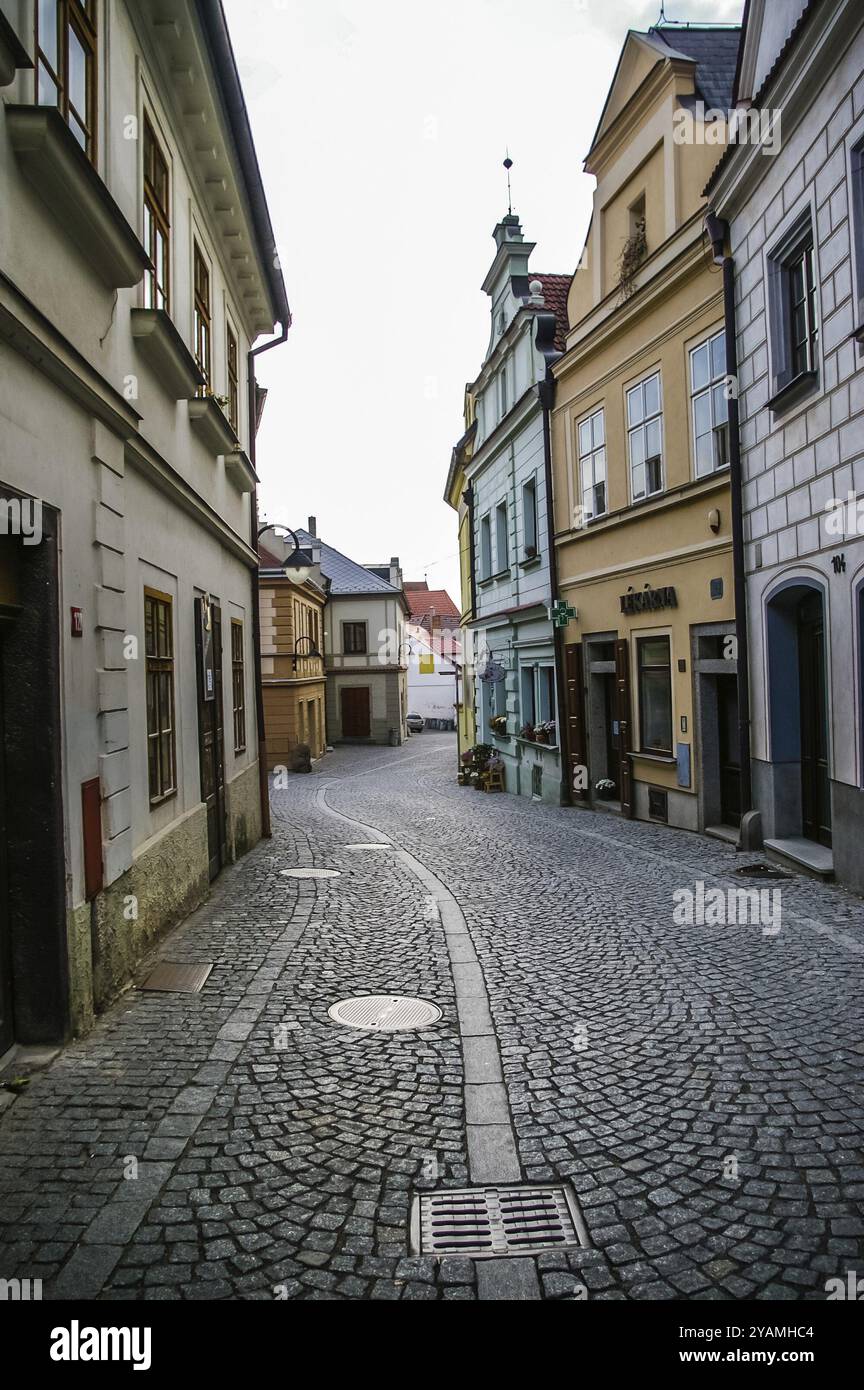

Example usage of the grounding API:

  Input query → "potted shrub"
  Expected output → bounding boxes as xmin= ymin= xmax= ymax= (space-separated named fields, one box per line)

xmin=490 ymin=714 xmax=508 ymax=737
xmin=519 ymin=723 xmax=535 ymax=742
xmin=595 ymin=778 xmax=617 ymax=800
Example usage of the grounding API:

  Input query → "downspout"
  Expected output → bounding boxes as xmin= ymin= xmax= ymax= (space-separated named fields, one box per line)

xmin=539 ymin=374 xmax=571 ymax=808
xmin=248 ymin=327 xmax=289 ymax=839
xmin=705 ymin=212 xmax=757 ymax=846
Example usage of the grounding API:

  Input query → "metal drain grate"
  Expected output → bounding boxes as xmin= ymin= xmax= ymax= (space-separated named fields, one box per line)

xmin=140 ymin=962 xmax=213 ymax=994
xmin=411 ymin=1185 xmax=587 ymax=1259
xmin=328 ymin=995 xmax=441 ymax=1031
xmin=735 ymin=863 xmax=791 ymax=880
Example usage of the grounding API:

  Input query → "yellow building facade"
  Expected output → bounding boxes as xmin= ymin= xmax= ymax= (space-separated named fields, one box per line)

xmin=259 ymin=545 xmax=328 ymax=770
xmin=445 ymin=396 xmax=478 ymax=754
xmin=551 ymin=24 xmax=742 ymax=835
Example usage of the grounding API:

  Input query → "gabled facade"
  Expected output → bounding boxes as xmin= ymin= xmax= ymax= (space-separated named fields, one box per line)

xmin=707 ymin=0 xmax=864 ymax=888
xmin=457 ymin=212 xmax=570 ymax=804
xmin=0 ymin=1 xmax=289 ymax=1047
xmin=551 ymin=24 xmax=741 ymax=834
xmin=292 ymin=524 xmax=409 ymax=745
xmin=258 ymin=530 xmax=328 ymax=770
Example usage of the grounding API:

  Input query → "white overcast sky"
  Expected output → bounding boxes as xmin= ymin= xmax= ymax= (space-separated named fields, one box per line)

xmin=224 ymin=0 xmax=743 ymax=600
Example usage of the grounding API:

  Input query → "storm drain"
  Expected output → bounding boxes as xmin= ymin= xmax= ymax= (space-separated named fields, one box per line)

xmin=411 ymin=1185 xmax=587 ymax=1259
xmin=140 ymin=962 xmax=213 ymax=994
xmin=735 ymin=863 xmax=791 ymax=881
xmin=328 ymin=995 xmax=441 ymax=1031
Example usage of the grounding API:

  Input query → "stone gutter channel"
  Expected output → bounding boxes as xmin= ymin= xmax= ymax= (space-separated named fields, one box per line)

xmin=316 ymin=783 xmax=542 ymax=1301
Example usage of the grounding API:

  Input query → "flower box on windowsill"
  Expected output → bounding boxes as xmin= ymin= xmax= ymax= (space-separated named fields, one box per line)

xmin=188 ymin=395 xmax=239 ymax=456
xmin=131 ymin=309 xmax=204 ymax=400
xmin=224 ymin=448 xmax=257 ymax=495
xmin=515 ymin=736 xmax=559 ymax=752
xmin=6 ymin=105 xmax=150 ymax=289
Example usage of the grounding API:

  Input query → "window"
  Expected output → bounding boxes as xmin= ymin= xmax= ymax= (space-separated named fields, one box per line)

xmin=637 ymin=636 xmax=672 ymax=755
xmin=342 ymin=622 xmax=367 ymax=655
xmin=231 ymin=620 xmax=246 ymax=754
xmin=522 ymin=477 xmax=538 ymax=556
xmin=144 ymin=590 xmax=176 ymax=804
xmin=690 ymin=331 xmax=729 ymax=476
xmin=499 ymin=365 xmax=509 ymax=417
xmin=36 ymin=0 xmax=97 ymax=160
xmin=479 ymin=513 xmax=492 ymax=580
xmin=627 ymin=372 xmax=663 ymax=501
xmin=578 ymin=407 xmax=607 ymax=519
xmin=520 ymin=665 xmax=556 ymax=733
xmin=495 ymin=502 xmax=509 ymax=572
xmin=767 ymin=215 xmax=820 ymax=402
xmin=193 ymin=244 xmax=211 ymax=393
xmin=143 ymin=117 xmax=170 ymax=313
xmin=227 ymin=324 xmax=239 ymax=433
xmin=850 ymin=139 xmax=864 ymax=317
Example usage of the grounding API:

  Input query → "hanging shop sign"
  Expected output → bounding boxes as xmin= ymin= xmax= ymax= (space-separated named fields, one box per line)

xmin=619 ymin=585 xmax=678 ymax=616
xmin=479 ymin=658 xmax=507 ymax=685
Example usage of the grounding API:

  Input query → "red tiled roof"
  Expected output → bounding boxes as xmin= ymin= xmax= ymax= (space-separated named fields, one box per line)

xmin=404 ymin=586 xmax=461 ymax=626
xmin=533 ymin=273 xmax=572 ymax=351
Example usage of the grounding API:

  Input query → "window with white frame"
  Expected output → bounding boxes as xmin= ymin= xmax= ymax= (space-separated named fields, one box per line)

xmin=520 ymin=665 xmax=556 ymax=733
xmin=626 ymin=372 xmax=663 ymax=501
xmin=578 ymin=407 xmax=607 ymax=520
xmin=479 ymin=513 xmax=492 ymax=579
xmin=499 ymin=364 xmax=509 ymax=417
xmin=690 ymin=331 xmax=729 ymax=476
xmin=495 ymin=501 xmax=509 ymax=572
xmin=522 ymin=477 xmax=538 ymax=556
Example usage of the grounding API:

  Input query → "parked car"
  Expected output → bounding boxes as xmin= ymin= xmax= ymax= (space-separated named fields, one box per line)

xmin=406 ymin=713 xmax=425 ymax=733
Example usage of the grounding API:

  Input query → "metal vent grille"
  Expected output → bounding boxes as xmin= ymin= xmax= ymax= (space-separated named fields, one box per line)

xmin=328 ymin=995 xmax=442 ymax=1032
xmin=140 ymin=962 xmax=213 ymax=994
xmin=412 ymin=1185 xmax=587 ymax=1259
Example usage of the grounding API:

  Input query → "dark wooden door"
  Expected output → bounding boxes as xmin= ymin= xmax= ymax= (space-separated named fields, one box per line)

xmin=614 ymin=639 xmax=634 ymax=819
xmin=717 ymin=674 xmax=741 ymax=828
xmin=798 ymin=593 xmax=831 ymax=846
xmin=341 ymin=686 xmax=371 ymax=738
xmin=0 ymin=642 xmax=12 ymax=1056
xmin=196 ymin=598 xmax=227 ymax=881
xmin=603 ymin=675 xmax=618 ymax=790
xmin=565 ymin=643 xmax=587 ymax=801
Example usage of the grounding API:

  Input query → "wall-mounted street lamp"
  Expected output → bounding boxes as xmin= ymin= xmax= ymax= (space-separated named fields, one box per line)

xmin=257 ymin=522 xmax=313 ymax=586
xmin=292 ymin=634 xmax=323 ymax=670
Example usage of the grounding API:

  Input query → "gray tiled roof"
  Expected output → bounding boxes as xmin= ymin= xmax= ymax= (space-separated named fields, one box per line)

xmin=293 ymin=530 xmax=401 ymax=597
xmin=653 ymin=25 xmax=741 ymax=111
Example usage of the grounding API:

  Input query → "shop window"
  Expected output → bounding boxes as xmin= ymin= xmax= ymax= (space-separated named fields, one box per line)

xmin=690 ymin=330 xmax=729 ymax=476
xmin=578 ymin=407 xmax=607 ymax=519
xmin=637 ymin=636 xmax=672 ymax=755
xmin=627 ymin=372 xmax=663 ymax=501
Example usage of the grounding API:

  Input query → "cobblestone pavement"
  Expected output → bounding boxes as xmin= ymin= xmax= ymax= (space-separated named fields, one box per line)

xmin=1 ymin=734 xmax=862 ymax=1301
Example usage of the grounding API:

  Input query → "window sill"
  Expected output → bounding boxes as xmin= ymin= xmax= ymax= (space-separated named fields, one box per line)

xmin=629 ymin=750 xmax=675 ymax=765
xmin=149 ymin=789 xmax=178 ymax=809
xmin=7 ymin=105 xmax=150 ymax=290
xmin=131 ymin=308 xmax=205 ymax=400
xmin=767 ymin=369 xmax=819 ymax=415
xmin=225 ymin=448 xmax=257 ymax=494
xmin=188 ymin=395 xmax=240 ymax=457
xmin=519 ymin=554 xmax=542 ymax=570
xmin=516 ymin=737 xmax=559 ymax=752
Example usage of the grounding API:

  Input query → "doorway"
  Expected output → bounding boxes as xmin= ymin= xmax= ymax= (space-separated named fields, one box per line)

xmin=196 ymin=597 xmax=227 ymax=881
xmin=0 ymin=641 xmax=11 ymax=1056
xmin=717 ymin=673 xmax=741 ymax=828
xmin=341 ymin=686 xmax=371 ymax=739
xmin=798 ymin=592 xmax=831 ymax=846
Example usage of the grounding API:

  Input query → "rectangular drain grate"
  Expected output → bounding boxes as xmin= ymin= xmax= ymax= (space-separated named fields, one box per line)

xmin=140 ymin=962 xmax=213 ymax=994
xmin=411 ymin=1185 xmax=588 ymax=1259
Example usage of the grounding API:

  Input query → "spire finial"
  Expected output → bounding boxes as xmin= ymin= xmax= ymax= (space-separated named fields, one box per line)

xmin=657 ymin=1 xmax=668 ymax=23
xmin=503 ymin=150 xmax=513 ymax=216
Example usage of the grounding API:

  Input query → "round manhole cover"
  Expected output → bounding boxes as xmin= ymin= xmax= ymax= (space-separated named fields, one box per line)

xmin=328 ymin=995 xmax=442 ymax=1032
xmin=281 ymin=868 xmax=341 ymax=879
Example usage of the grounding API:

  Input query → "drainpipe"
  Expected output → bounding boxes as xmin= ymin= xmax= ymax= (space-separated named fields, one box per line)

xmin=539 ymin=374 xmax=572 ymax=808
xmin=248 ymin=327 xmax=289 ymax=839
xmin=705 ymin=212 xmax=758 ymax=848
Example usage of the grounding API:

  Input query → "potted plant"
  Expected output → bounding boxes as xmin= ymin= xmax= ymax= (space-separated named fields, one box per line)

xmin=534 ymin=720 xmax=556 ymax=746
xmin=595 ymin=778 xmax=617 ymax=800
xmin=519 ymin=723 xmax=535 ymax=742
xmin=490 ymin=714 xmax=508 ymax=737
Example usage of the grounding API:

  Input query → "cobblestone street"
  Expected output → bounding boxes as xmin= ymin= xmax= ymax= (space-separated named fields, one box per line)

xmin=2 ymin=734 xmax=863 ymax=1302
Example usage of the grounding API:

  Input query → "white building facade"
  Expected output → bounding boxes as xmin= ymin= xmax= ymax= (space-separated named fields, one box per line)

xmin=462 ymin=213 xmax=569 ymax=804
xmin=0 ymin=0 xmax=289 ymax=1048
xmin=709 ymin=0 xmax=864 ymax=889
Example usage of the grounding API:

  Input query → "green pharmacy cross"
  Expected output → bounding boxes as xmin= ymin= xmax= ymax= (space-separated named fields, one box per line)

xmin=550 ymin=601 xmax=577 ymax=629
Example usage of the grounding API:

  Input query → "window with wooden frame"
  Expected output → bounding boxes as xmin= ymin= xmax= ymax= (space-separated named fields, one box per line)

xmin=767 ymin=212 xmax=820 ymax=406
xmin=637 ymin=636 xmax=673 ymax=756
xmin=342 ymin=621 xmax=368 ymax=655
xmin=193 ymin=243 xmax=212 ymax=393
xmin=231 ymin=619 xmax=246 ymax=754
xmin=144 ymin=589 xmax=177 ymax=804
xmin=36 ymin=0 xmax=98 ymax=161
xmin=227 ymin=323 xmax=239 ymax=433
xmin=143 ymin=116 xmax=170 ymax=312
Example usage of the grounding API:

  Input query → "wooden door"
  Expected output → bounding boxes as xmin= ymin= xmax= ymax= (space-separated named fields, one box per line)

xmin=717 ymin=674 xmax=741 ymax=828
xmin=0 ymin=641 xmax=12 ymax=1056
xmin=341 ymin=686 xmax=371 ymax=738
xmin=565 ymin=643 xmax=587 ymax=802
xmin=614 ymin=638 xmax=634 ymax=819
xmin=196 ymin=598 xmax=227 ymax=881
xmin=798 ymin=593 xmax=831 ymax=846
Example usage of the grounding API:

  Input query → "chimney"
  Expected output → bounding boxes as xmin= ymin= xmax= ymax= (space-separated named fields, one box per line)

xmin=308 ymin=516 xmax=317 ymax=537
